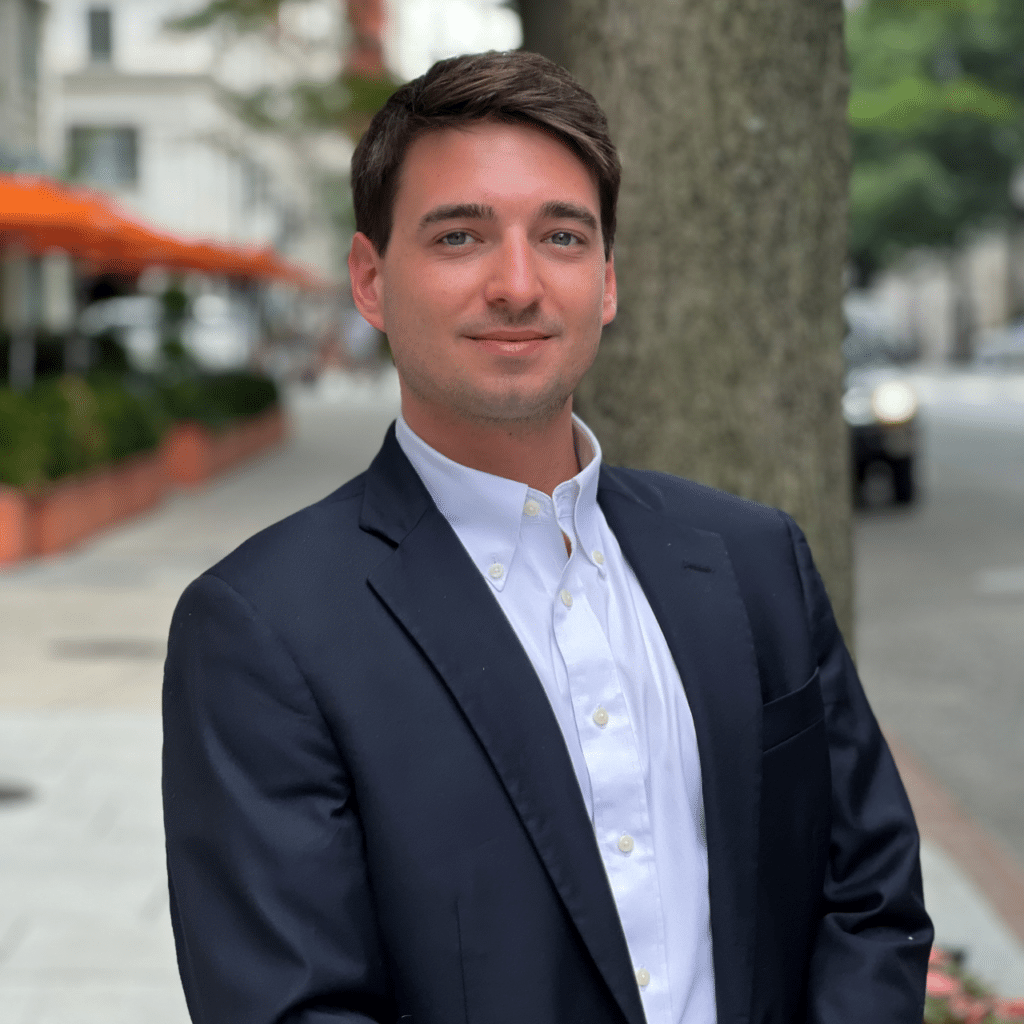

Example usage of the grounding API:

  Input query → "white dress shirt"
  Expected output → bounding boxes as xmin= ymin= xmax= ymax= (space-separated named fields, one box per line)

xmin=396 ymin=413 xmax=716 ymax=1024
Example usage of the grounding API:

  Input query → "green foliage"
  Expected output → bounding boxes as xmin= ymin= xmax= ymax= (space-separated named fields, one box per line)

xmin=166 ymin=0 xmax=292 ymax=35
xmin=91 ymin=376 xmax=167 ymax=462
xmin=0 ymin=371 xmax=279 ymax=487
xmin=0 ymin=390 xmax=47 ymax=488
xmin=33 ymin=376 xmax=108 ymax=481
xmin=847 ymin=0 xmax=1024 ymax=277
xmin=170 ymin=0 xmax=397 ymax=139
xmin=157 ymin=371 xmax=279 ymax=429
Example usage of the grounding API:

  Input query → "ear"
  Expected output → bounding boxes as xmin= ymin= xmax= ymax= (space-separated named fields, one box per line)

xmin=602 ymin=251 xmax=617 ymax=326
xmin=348 ymin=232 xmax=387 ymax=333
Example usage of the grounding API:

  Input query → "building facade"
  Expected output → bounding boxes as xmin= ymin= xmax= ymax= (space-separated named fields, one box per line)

xmin=0 ymin=0 xmax=46 ymax=169
xmin=42 ymin=0 xmax=348 ymax=278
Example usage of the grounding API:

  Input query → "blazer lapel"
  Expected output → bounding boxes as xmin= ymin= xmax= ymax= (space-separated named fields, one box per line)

xmin=361 ymin=430 xmax=647 ymax=1024
xmin=599 ymin=467 xmax=762 ymax=1024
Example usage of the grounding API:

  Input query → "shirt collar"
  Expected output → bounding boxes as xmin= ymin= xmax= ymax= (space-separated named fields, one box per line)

xmin=394 ymin=412 xmax=605 ymax=590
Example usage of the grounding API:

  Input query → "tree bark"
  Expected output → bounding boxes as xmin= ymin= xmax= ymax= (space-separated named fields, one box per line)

xmin=525 ymin=0 xmax=854 ymax=642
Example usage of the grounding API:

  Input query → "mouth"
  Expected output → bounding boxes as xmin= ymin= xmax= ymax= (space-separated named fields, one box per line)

xmin=468 ymin=331 xmax=552 ymax=343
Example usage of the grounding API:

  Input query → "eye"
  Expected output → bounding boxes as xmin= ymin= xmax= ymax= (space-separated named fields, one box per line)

xmin=439 ymin=230 xmax=473 ymax=247
xmin=548 ymin=231 xmax=580 ymax=247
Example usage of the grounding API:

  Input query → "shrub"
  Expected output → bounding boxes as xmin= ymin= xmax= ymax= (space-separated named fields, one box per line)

xmin=0 ymin=369 xmax=279 ymax=487
xmin=92 ymin=377 xmax=166 ymax=462
xmin=158 ymin=371 xmax=279 ymax=429
xmin=0 ymin=389 xmax=47 ymax=487
xmin=32 ymin=377 xmax=107 ymax=481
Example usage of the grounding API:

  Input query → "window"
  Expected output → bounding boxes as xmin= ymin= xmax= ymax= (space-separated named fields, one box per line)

xmin=20 ymin=0 xmax=42 ymax=92
xmin=241 ymin=157 xmax=269 ymax=210
xmin=68 ymin=126 xmax=139 ymax=187
xmin=88 ymin=6 xmax=113 ymax=64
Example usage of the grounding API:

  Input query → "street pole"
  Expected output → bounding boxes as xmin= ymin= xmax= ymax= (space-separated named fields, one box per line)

xmin=8 ymin=328 xmax=35 ymax=391
xmin=2 ymin=250 xmax=35 ymax=391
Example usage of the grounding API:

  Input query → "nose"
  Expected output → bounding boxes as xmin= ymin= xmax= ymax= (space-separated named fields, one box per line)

xmin=483 ymin=231 xmax=543 ymax=311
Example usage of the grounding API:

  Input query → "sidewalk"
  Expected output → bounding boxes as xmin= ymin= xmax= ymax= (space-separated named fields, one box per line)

xmin=0 ymin=368 xmax=1021 ymax=1021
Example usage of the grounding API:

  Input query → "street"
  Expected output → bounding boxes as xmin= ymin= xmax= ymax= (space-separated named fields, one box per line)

xmin=856 ymin=371 xmax=1024 ymax=865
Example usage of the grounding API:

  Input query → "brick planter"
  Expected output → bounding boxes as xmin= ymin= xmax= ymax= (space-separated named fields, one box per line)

xmin=0 ymin=487 xmax=32 ymax=564
xmin=163 ymin=406 xmax=287 ymax=487
xmin=0 ymin=450 xmax=166 ymax=564
xmin=0 ymin=407 xmax=287 ymax=565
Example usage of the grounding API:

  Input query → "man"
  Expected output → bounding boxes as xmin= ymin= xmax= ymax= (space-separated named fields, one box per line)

xmin=163 ymin=51 xmax=932 ymax=1024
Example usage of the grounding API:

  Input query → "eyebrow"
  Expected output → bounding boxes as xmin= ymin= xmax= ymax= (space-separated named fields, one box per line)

xmin=539 ymin=201 xmax=598 ymax=231
xmin=419 ymin=203 xmax=495 ymax=229
xmin=417 ymin=200 xmax=599 ymax=233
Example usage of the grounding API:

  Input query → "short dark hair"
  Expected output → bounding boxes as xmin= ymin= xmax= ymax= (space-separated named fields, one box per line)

xmin=351 ymin=51 xmax=620 ymax=259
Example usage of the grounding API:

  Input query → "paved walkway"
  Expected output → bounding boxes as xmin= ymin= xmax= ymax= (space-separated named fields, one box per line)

xmin=0 ymin=368 xmax=1021 ymax=1022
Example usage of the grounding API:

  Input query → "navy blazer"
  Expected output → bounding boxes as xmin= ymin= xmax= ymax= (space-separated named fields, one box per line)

xmin=163 ymin=425 xmax=932 ymax=1024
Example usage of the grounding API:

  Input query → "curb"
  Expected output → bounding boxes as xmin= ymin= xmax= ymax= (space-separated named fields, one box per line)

xmin=887 ymin=731 xmax=1024 ymax=946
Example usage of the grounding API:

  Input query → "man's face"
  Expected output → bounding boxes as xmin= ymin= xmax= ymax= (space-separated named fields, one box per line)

xmin=349 ymin=120 xmax=616 ymax=429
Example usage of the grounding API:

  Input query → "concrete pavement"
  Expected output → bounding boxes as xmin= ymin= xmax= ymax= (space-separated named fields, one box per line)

xmin=0 ymin=367 xmax=1021 ymax=1022
xmin=0 ymin=371 xmax=399 ymax=1023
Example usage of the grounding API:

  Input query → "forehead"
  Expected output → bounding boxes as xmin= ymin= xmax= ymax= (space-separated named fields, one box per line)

xmin=392 ymin=121 xmax=599 ymax=222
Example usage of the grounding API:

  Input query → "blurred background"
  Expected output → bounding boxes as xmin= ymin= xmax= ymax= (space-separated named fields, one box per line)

xmin=1 ymin=1 xmax=1023 ymax=1021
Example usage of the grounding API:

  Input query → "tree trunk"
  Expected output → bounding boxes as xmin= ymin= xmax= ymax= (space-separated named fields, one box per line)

xmin=524 ymin=0 xmax=854 ymax=642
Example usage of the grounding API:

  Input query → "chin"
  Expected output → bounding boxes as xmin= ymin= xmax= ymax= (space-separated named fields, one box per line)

xmin=458 ymin=385 xmax=574 ymax=426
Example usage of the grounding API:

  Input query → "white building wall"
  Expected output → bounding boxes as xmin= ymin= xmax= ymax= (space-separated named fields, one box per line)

xmin=0 ymin=0 xmax=45 ymax=166
xmin=43 ymin=0 xmax=347 ymax=277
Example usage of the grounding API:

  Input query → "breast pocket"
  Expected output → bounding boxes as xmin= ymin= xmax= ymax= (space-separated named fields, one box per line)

xmin=762 ymin=668 xmax=825 ymax=752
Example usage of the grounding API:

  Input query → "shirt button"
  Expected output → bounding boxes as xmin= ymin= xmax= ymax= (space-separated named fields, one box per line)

xmin=636 ymin=968 xmax=651 ymax=988
xmin=523 ymin=500 xmax=540 ymax=517
xmin=560 ymin=589 xmax=573 ymax=608
xmin=592 ymin=706 xmax=609 ymax=727
xmin=592 ymin=550 xmax=605 ymax=565
xmin=617 ymin=834 xmax=634 ymax=854
xmin=488 ymin=563 xmax=504 ymax=580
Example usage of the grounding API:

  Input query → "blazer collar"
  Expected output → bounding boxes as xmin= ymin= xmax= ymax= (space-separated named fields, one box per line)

xmin=361 ymin=425 xmax=647 ymax=1024
xmin=598 ymin=465 xmax=761 ymax=1024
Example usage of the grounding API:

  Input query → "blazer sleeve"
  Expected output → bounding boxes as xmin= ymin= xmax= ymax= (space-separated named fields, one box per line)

xmin=783 ymin=516 xmax=933 ymax=1024
xmin=162 ymin=572 xmax=392 ymax=1024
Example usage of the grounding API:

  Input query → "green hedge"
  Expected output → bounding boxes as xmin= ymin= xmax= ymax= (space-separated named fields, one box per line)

xmin=158 ymin=371 xmax=279 ymax=430
xmin=0 ymin=371 xmax=279 ymax=488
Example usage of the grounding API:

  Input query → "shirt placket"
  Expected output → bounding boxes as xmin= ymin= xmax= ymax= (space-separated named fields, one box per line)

xmin=552 ymin=542 xmax=672 ymax=1021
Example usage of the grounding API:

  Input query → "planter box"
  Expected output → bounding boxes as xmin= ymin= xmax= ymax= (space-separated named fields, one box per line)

xmin=0 ymin=487 xmax=31 ymax=564
xmin=0 ymin=407 xmax=287 ymax=565
xmin=0 ymin=449 xmax=166 ymax=565
xmin=163 ymin=407 xmax=287 ymax=487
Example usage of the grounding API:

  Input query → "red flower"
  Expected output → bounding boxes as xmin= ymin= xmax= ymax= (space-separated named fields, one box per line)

xmin=926 ymin=970 xmax=961 ymax=998
xmin=994 ymin=997 xmax=1024 ymax=1021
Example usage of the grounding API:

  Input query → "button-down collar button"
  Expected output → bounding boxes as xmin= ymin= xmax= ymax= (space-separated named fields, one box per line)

xmin=560 ymin=588 xmax=573 ymax=608
xmin=617 ymin=834 xmax=634 ymax=854
xmin=592 ymin=550 xmax=605 ymax=565
xmin=488 ymin=563 xmax=504 ymax=580
xmin=592 ymin=706 xmax=609 ymax=727
xmin=636 ymin=968 xmax=651 ymax=988
xmin=523 ymin=499 xmax=541 ymax=517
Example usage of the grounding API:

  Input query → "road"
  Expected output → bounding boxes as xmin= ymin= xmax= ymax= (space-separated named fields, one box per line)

xmin=856 ymin=370 xmax=1024 ymax=867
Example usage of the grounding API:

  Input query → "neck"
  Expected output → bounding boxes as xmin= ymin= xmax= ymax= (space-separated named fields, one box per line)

xmin=401 ymin=397 xmax=580 ymax=496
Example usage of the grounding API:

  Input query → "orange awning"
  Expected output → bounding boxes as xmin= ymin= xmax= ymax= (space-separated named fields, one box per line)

xmin=0 ymin=175 xmax=331 ymax=291
xmin=0 ymin=176 xmax=120 ymax=259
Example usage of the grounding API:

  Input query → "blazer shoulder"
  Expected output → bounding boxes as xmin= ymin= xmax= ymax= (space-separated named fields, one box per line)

xmin=600 ymin=463 xmax=794 ymax=546
xmin=193 ymin=471 xmax=379 ymax=610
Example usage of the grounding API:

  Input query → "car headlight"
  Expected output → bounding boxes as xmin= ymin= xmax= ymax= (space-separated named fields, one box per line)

xmin=871 ymin=381 xmax=917 ymax=425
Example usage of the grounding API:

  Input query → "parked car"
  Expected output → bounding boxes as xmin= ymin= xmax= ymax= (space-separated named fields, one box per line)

xmin=842 ymin=365 xmax=919 ymax=505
